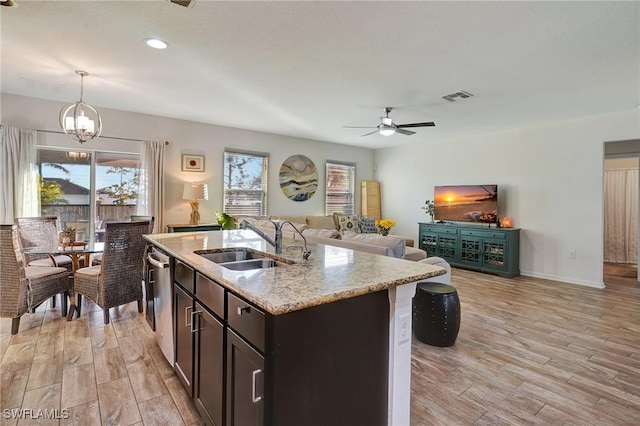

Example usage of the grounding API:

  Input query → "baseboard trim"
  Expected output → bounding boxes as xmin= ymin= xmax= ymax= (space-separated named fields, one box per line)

xmin=520 ymin=270 xmax=605 ymax=289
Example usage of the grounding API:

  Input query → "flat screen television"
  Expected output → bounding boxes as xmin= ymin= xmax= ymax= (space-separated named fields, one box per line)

xmin=434 ymin=185 xmax=498 ymax=223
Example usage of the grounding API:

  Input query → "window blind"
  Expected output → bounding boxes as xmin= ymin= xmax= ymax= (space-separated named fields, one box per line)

xmin=223 ymin=151 xmax=269 ymax=216
xmin=325 ymin=161 xmax=355 ymax=215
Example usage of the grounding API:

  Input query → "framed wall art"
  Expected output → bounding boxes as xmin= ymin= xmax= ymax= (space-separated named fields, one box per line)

xmin=279 ymin=154 xmax=318 ymax=201
xmin=182 ymin=154 xmax=205 ymax=172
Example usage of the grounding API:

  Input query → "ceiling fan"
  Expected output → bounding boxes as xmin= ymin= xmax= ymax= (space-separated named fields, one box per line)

xmin=343 ymin=107 xmax=435 ymax=137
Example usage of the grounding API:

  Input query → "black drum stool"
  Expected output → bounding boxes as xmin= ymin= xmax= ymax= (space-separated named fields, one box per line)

xmin=412 ymin=282 xmax=461 ymax=347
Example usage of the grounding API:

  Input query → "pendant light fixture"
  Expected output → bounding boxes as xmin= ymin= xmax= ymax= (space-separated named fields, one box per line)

xmin=59 ymin=70 xmax=102 ymax=143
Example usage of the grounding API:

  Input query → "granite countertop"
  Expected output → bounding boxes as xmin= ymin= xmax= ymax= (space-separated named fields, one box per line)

xmin=145 ymin=230 xmax=446 ymax=315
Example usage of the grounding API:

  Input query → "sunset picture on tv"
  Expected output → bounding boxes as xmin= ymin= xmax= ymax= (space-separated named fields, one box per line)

xmin=434 ymin=185 xmax=498 ymax=223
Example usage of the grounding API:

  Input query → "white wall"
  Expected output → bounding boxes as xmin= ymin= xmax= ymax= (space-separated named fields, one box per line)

xmin=375 ymin=109 xmax=640 ymax=287
xmin=1 ymin=94 xmax=375 ymax=225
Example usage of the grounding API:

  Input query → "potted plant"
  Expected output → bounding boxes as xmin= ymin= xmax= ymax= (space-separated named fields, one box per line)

xmin=216 ymin=212 xmax=237 ymax=230
xmin=422 ymin=199 xmax=435 ymax=223
xmin=59 ymin=225 xmax=76 ymax=244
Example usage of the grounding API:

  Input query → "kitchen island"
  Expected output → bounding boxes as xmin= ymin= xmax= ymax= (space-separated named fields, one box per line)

xmin=145 ymin=229 xmax=446 ymax=426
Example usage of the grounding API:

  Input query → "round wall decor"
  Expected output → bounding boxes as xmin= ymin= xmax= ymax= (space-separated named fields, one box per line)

xmin=279 ymin=154 xmax=318 ymax=201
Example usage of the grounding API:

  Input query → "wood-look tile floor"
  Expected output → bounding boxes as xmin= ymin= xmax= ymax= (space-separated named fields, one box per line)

xmin=410 ymin=267 xmax=639 ymax=425
xmin=0 ymin=298 xmax=203 ymax=425
xmin=1 ymin=267 xmax=638 ymax=425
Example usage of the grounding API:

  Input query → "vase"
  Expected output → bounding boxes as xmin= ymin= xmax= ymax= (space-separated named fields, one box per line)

xmin=380 ymin=228 xmax=389 ymax=236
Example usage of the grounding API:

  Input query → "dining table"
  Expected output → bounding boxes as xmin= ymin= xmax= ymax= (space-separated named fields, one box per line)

xmin=21 ymin=241 xmax=104 ymax=320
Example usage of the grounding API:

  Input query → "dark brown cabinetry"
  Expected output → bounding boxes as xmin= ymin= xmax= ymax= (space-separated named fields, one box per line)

xmin=174 ymin=281 xmax=194 ymax=395
xmin=194 ymin=301 xmax=225 ymax=426
xmin=226 ymin=329 xmax=264 ymax=426
xmin=171 ymin=258 xmax=390 ymax=426
xmin=173 ymin=261 xmax=226 ymax=425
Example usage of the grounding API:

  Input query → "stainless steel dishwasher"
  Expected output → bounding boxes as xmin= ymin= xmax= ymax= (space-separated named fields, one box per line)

xmin=147 ymin=247 xmax=174 ymax=364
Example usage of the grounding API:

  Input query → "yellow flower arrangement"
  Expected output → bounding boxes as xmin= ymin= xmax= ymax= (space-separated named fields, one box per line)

xmin=375 ymin=218 xmax=396 ymax=236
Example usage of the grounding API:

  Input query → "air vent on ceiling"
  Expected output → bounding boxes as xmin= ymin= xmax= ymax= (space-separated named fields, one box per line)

xmin=168 ymin=0 xmax=196 ymax=8
xmin=442 ymin=91 xmax=473 ymax=102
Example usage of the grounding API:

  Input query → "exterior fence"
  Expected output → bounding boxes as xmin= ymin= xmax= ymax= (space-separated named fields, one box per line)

xmin=41 ymin=204 xmax=138 ymax=226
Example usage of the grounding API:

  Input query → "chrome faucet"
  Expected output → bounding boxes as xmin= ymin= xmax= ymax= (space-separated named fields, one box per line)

xmin=239 ymin=219 xmax=282 ymax=253
xmin=238 ymin=219 xmax=311 ymax=259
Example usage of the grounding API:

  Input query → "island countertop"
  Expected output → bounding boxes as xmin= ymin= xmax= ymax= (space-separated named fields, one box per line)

xmin=144 ymin=229 xmax=446 ymax=315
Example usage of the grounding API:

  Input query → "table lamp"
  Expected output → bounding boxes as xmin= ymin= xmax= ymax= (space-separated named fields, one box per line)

xmin=183 ymin=183 xmax=208 ymax=225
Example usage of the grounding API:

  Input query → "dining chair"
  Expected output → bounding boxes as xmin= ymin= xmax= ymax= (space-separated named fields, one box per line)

xmin=74 ymin=221 xmax=149 ymax=324
xmin=131 ymin=215 xmax=155 ymax=234
xmin=15 ymin=216 xmax=74 ymax=270
xmin=58 ymin=210 xmax=81 ymax=231
xmin=0 ymin=224 xmax=72 ymax=334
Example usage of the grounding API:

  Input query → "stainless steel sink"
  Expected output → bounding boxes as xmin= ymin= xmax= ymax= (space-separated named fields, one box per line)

xmin=198 ymin=249 xmax=268 ymax=264
xmin=218 ymin=258 xmax=278 ymax=271
xmin=195 ymin=248 xmax=295 ymax=271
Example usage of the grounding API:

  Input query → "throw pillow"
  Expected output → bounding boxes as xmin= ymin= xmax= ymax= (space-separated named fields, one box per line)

xmin=360 ymin=217 xmax=377 ymax=234
xmin=337 ymin=215 xmax=362 ymax=235
xmin=341 ymin=232 xmax=406 ymax=258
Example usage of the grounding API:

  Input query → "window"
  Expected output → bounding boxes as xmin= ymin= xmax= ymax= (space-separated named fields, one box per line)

xmin=37 ymin=148 xmax=140 ymax=241
xmin=325 ymin=161 xmax=355 ymax=215
xmin=223 ymin=150 xmax=269 ymax=216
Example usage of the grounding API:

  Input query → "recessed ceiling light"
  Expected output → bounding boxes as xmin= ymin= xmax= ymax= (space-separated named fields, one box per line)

xmin=145 ymin=38 xmax=168 ymax=49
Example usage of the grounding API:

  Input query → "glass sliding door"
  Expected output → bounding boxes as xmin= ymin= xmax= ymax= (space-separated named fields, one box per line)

xmin=36 ymin=148 xmax=140 ymax=243
xmin=37 ymin=149 xmax=92 ymax=240
xmin=95 ymin=152 xmax=141 ymax=240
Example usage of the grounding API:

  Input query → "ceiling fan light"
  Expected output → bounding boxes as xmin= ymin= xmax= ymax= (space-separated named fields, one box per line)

xmin=379 ymin=127 xmax=396 ymax=136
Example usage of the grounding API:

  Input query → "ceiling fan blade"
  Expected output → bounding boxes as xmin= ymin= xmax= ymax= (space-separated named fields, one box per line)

xmin=361 ymin=130 xmax=380 ymax=137
xmin=396 ymin=122 xmax=436 ymax=128
xmin=396 ymin=128 xmax=416 ymax=136
xmin=343 ymin=126 xmax=377 ymax=129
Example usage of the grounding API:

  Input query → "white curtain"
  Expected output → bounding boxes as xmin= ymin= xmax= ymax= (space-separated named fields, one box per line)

xmin=0 ymin=125 xmax=39 ymax=223
xmin=604 ymin=168 xmax=639 ymax=264
xmin=137 ymin=140 xmax=166 ymax=233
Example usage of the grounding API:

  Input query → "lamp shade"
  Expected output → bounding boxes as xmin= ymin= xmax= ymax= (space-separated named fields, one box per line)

xmin=183 ymin=183 xmax=208 ymax=200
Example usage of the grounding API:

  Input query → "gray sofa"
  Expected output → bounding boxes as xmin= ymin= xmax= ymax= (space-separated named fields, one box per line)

xmin=240 ymin=216 xmax=428 ymax=261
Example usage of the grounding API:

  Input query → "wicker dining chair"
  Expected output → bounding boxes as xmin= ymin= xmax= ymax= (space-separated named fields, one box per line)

xmin=15 ymin=216 xmax=75 ymax=270
xmin=0 ymin=224 xmax=72 ymax=334
xmin=74 ymin=221 xmax=149 ymax=324
xmin=130 ymin=215 xmax=155 ymax=234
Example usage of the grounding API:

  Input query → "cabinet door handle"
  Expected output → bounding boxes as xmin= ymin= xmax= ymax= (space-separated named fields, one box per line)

xmin=252 ymin=369 xmax=263 ymax=403
xmin=237 ymin=306 xmax=251 ymax=316
xmin=191 ymin=310 xmax=201 ymax=333
xmin=185 ymin=306 xmax=193 ymax=327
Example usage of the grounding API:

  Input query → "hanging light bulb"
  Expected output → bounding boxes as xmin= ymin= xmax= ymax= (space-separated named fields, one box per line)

xmin=59 ymin=70 xmax=102 ymax=143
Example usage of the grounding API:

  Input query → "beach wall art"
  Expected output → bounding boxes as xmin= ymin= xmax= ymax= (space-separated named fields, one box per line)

xmin=279 ymin=154 xmax=318 ymax=201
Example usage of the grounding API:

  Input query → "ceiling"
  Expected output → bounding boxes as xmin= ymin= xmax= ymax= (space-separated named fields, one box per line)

xmin=1 ymin=1 xmax=638 ymax=149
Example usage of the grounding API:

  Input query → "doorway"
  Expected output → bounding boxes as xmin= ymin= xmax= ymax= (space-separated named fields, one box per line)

xmin=603 ymin=140 xmax=640 ymax=284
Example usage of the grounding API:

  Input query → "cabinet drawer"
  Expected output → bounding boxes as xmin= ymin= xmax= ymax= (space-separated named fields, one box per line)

xmin=195 ymin=273 xmax=225 ymax=319
xmin=228 ymin=293 xmax=265 ymax=353
xmin=174 ymin=260 xmax=194 ymax=293
xmin=460 ymin=229 xmax=506 ymax=239
xmin=423 ymin=226 xmax=457 ymax=235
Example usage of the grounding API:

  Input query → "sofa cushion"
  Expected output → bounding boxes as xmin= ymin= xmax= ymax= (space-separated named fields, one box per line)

xmin=341 ymin=231 xmax=405 ymax=258
xmin=271 ymin=215 xmax=308 ymax=225
xmin=302 ymin=228 xmax=340 ymax=239
xmin=360 ymin=217 xmax=377 ymax=234
xmin=404 ymin=247 xmax=428 ymax=262
xmin=306 ymin=215 xmax=337 ymax=230
xmin=337 ymin=215 xmax=362 ymax=234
